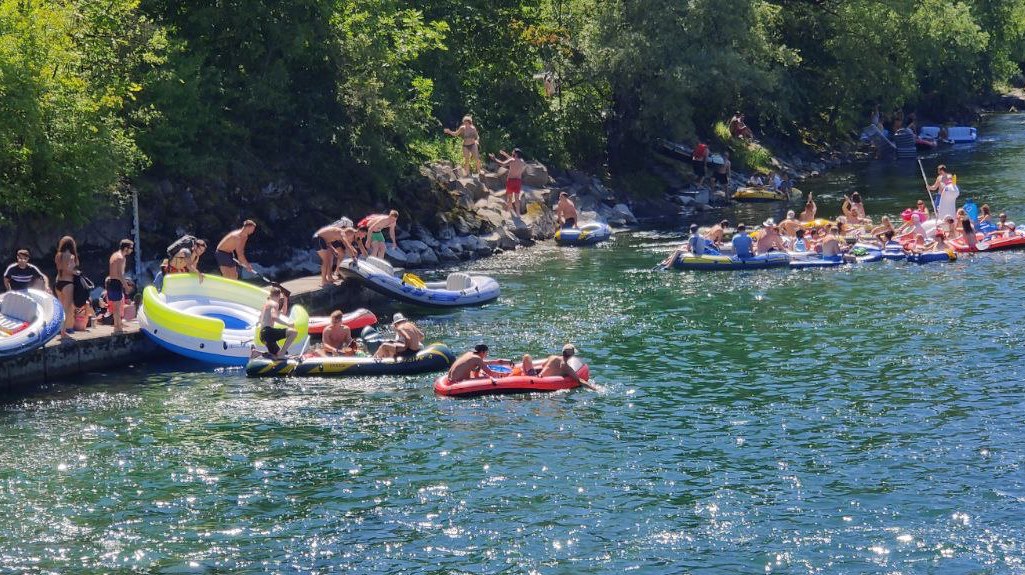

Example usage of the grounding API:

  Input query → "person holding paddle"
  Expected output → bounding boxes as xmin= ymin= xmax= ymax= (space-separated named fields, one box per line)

xmin=216 ymin=220 xmax=256 ymax=280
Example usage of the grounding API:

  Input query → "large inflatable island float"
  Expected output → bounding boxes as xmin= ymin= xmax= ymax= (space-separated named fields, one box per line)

xmin=0 ymin=289 xmax=64 ymax=359
xmin=337 ymin=257 xmax=499 ymax=308
xmin=554 ymin=222 xmax=612 ymax=246
xmin=308 ymin=308 xmax=377 ymax=335
xmin=667 ymin=252 xmax=790 ymax=271
xmin=434 ymin=356 xmax=590 ymax=398
xmin=139 ymin=274 xmax=310 ymax=366
xmin=245 ymin=342 xmax=455 ymax=378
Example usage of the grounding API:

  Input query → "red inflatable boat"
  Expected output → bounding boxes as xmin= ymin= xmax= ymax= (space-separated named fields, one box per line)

xmin=434 ymin=358 xmax=590 ymax=397
xmin=950 ymin=232 xmax=1025 ymax=253
xmin=307 ymin=308 xmax=378 ymax=335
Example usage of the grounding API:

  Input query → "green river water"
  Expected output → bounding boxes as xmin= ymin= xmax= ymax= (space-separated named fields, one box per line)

xmin=2 ymin=114 xmax=1025 ymax=574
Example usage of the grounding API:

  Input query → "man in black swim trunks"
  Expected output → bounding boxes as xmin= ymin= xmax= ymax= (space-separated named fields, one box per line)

xmin=4 ymin=249 xmax=49 ymax=292
xmin=216 ymin=220 xmax=256 ymax=279
xmin=257 ymin=286 xmax=297 ymax=359
xmin=106 ymin=239 xmax=135 ymax=334
xmin=373 ymin=312 xmax=424 ymax=360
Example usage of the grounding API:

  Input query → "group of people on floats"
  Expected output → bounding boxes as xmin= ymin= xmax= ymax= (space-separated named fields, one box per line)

xmin=662 ymin=164 xmax=1019 ymax=265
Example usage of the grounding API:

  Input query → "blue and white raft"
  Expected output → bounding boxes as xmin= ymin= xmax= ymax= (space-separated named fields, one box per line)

xmin=338 ymin=257 xmax=500 ymax=308
xmin=0 ymin=289 xmax=64 ymax=359
xmin=667 ymin=252 xmax=790 ymax=271
xmin=554 ymin=222 xmax=612 ymax=246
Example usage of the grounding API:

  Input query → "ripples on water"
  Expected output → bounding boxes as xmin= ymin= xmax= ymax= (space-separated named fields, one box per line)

xmin=2 ymin=116 xmax=1025 ymax=573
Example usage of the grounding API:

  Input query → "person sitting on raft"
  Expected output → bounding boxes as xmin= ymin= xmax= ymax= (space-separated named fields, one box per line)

xmin=702 ymin=220 xmax=729 ymax=246
xmin=746 ymin=173 xmax=765 ymax=187
xmin=755 ymin=219 xmax=786 ymax=254
xmin=869 ymin=216 xmax=895 ymax=242
xmin=914 ymin=200 xmax=930 ymax=222
xmin=373 ymin=313 xmax=424 ymax=360
xmin=778 ymin=211 xmax=801 ymax=239
xmin=819 ymin=226 xmax=844 ymax=258
xmin=799 ymin=192 xmax=817 ymax=222
xmin=317 ymin=310 xmax=359 ymax=357
xmin=257 ymin=286 xmax=297 ymax=360
xmin=979 ymin=204 xmax=992 ymax=227
xmin=732 ymin=223 xmax=754 ymax=258
xmin=447 ymin=344 xmax=508 ymax=383
xmin=518 ymin=344 xmax=590 ymax=387
xmin=915 ymin=230 xmax=950 ymax=254
xmin=660 ymin=224 xmax=708 ymax=267
xmin=792 ymin=228 xmax=810 ymax=252
xmin=841 ymin=192 xmax=872 ymax=225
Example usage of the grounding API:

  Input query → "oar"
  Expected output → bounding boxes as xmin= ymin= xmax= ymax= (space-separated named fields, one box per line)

xmin=917 ymin=158 xmax=939 ymax=217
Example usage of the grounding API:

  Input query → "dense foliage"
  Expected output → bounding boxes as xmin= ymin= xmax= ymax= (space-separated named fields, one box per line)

xmin=1 ymin=0 xmax=1024 ymax=224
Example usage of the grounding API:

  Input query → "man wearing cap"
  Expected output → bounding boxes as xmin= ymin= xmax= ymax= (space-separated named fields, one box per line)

xmin=447 ymin=344 xmax=506 ymax=383
xmin=373 ymin=312 xmax=425 ymax=359
xmin=535 ymin=344 xmax=589 ymax=386
xmin=779 ymin=211 xmax=801 ymax=240
xmin=732 ymin=223 xmax=754 ymax=258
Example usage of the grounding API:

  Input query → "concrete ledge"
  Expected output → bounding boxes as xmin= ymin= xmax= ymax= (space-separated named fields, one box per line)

xmin=0 ymin=323 xmax=165 ymax=393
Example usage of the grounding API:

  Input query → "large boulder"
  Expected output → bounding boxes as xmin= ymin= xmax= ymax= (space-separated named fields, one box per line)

xmin=481 ymin=170 xmax=507 ymax=191
xmin=612 ymin=203 xmax=638 ymax=225
xmin=412 ymin=223 xmax=440 ymax=248
xmin=437 ymin=225 xmax=455 ymax=241
xmin=399 ymin=239 xmax=430 ymax=254
xmin=419 ymin=248 xmax=439 ymax=266
xmin=384 ymin=246 xmax=411 ymax=267
xmin=437 ymin=245 xmax=460 ymax=262
xmin=522 ymin=162 xmax=551 ymax=188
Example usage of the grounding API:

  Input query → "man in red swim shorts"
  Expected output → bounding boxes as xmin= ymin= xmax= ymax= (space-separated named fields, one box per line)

xmin=491 ymin=148 xmax=526 ymax=218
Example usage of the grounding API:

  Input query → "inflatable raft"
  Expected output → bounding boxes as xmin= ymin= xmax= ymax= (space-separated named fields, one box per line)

xmin=906 ymin=251 xmax=956 ymax=264
xmin=668 ymin=252 xmax=790 ymax=271
xmin=0 ymin=289 xmax=64 ymax=359
xmin=139 ymin=274 xmax=310 ymax=366
xmin=434 ymin=357 xmax=590 ymax=397
xmin=338 ymin=257 xmax=500 ymax=308
xmin=788 ymin=253 xmax=844 ymax=269
xmin=307 ymin=308 xmax=377 ymax=335
xmin=732 ymin=187 xmax=788 ymax=202
xmin=951 ymin=233 xmax=1025 ymax=253
xmin=554 ymin=222 xmax=612 ymax=246
xmin=245 ymin=342 xmax=455 ymax=377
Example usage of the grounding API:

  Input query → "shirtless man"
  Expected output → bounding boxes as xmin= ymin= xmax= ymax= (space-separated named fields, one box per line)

xmin=106 ymin=239 xmax=135 ymax=334
xmin=490 ymin=148 xmax=527 ymax=217
xmin=447 ymin=344 xmax=505 ymax=383
xmin=755 ymin=220 xmax=786 ymax=254
xmin=555 ymin=192 xmax=578 ymax=229
xmin=799 ymin=192 xmax=817 ymax=222
xmin=342 ymin=227 xmax=367 ymax=259
xmin=444 ymin=115 xmax=482 ymax=176
xmin=312 ymin=225 xmax=356 ymax=286
xmin=258 ymin=286 xmax=297 ymax=359
xmin=820 ymin=226 xmax=842 ymax=257
xmin=778 ymin=210 xmax=802 ymax=239
xmin=526 ymin=344 xmax=590 ymax=387
xmin=318 ymin=310 xmax=358 ymax=356
xmin=702 ymin=220 xmax=730 ymax=246
xmin=365 ymin=211 xmax=398 ymax=259
xmin=373 ymin=313 xmax=424 ymax=360
xmin=713 ymin=151 xmax=731 ymax=195
xmin=216 ymin=220 xmax=256 ymax=279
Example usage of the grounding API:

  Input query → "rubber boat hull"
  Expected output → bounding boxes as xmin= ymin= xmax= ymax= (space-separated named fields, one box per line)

xmin=788 ymin=253 xmax=844 ymax=269
xmin=139 ymin=274 xmax=310 ymax=366
xmin=434 ymin=357 xmax=590 ymax=397
xmin=669 ymin=252 xmax=790 ymax=271
xmin=245 ymin=342 xmax=455 ymax=377
xmin=0 ymin=289 xmax=64 ymax=359
xmin=554 ymin=222 xmax=612 ymax=246
xmin=338 ymin=257 xmax=500 ymax=308
xmin=906 ymin=251 xmax=956 ymax=264
xmin=732 ymin=187 xmax=790 ymax=202
xmin=308 ymin=308 xmax=377 ymax=335
xmin=951 ymin=233 xmax=1025 ymax=253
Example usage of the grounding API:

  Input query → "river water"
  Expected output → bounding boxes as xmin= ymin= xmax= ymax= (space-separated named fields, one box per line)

xmin=2 ymin=115 xmax=1025 ymax=574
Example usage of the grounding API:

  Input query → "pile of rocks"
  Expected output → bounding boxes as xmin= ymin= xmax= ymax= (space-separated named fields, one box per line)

xmin=335 ymin=160 xmax=638 ymax=270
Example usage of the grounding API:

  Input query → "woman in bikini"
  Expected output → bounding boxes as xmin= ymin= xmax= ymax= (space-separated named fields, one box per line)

xmin=53 ymin=236 xmax=78 ymax=339
xmin=444 ymin=115 xmax=482 ymax=176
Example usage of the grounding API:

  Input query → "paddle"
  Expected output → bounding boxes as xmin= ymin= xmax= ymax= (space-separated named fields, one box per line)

xmin=917 ymin=158 xmax=940 ymax=218
xmin=234 ymin=258 xmax=291 ymax=297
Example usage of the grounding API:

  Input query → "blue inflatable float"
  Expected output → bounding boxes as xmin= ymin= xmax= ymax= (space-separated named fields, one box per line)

xmin=554 ymin=222 xmax=612 ymax=246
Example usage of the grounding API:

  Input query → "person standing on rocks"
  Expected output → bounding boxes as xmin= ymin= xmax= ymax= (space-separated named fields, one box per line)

xmin=691 ymin=140 xmax=709 ymax=188
xmin=490 ymin=148 xmax=526 ymax=218
xmin=444 ymin=115 xmax=482 ymax=176
xmin=216 ymin=220 xmax=256 ymax=280
xmin=106 ymin=239 xmax=135 ymax=334
xmin=555 ymin=191 xmax=578 ymax=229
xmin=365 ymin=210 xmax=399 ymax=259
xmin=713 ymin=151 xmax=731 ymax=196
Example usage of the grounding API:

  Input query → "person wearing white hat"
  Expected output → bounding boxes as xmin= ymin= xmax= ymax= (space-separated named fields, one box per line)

xmin=534 ymin=343 xmax=591 ymax=387
xmin=755 ymin=219 xmax=785 ymax=254
xmin=373 ymin=312 xmax=425 ymax=359
xmin=779 ymin=210 xmax=801 ymax=240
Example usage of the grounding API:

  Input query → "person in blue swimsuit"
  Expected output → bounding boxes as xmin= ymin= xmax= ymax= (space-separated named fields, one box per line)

xmin=732 ymin=223 xmax=754 ymax=258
